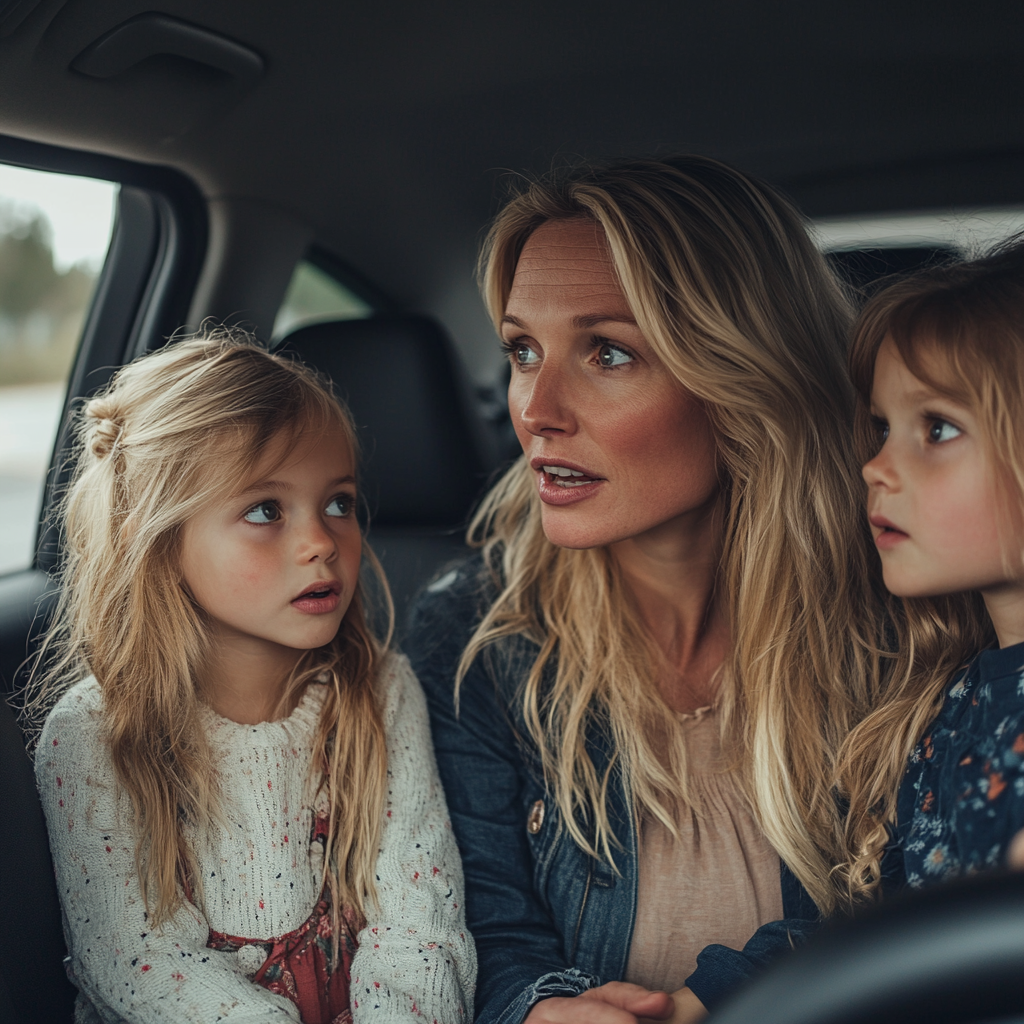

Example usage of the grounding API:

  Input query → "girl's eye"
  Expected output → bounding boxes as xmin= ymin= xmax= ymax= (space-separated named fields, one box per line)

xmin=243 ymin=501 xmax=280 ymax=524
xmin=325 ymin=495 xmax=353 ymax=518
xmin=928 ymin=418 xmax=962 ymax=443
xmin=871 ymin=415 xmax=889 ymax=444
xmin=597 ymin=343 xmax=632 ymax=368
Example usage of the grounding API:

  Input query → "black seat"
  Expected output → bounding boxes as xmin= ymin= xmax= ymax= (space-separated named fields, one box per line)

xmin=0 ymin=691 xmax=77 ymax=1023
xmin=277 ymin=315 xmax=501 ymax=636
xmin=0 ymin=569 xmax=76 ymax=1023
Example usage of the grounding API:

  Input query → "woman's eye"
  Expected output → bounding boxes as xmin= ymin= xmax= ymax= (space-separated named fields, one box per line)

xmin=325 ymin=495 xmax=353 ymax=518
xmin=511 ymin=344 xmax=539 ymax=366
xmin=243 ymin=501 xmax=280 ymax=524
xmin=597 ymin=343 xmax=632 ymax=368
xmin=871 ymin=416 xmax=889 ymax=444
xmin=928 ymin=418 xmax=962 ymax=443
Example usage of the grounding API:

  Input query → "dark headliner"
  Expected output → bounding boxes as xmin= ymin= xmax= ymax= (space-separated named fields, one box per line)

xmin=0 ymin=0 xmax=1022 ymax=336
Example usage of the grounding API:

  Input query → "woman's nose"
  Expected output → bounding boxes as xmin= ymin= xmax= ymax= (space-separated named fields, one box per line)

xmin=515 ymin=364 xmax=577 ymax=438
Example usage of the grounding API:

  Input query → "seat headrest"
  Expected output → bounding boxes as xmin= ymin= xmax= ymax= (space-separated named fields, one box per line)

xmin=277 ymin=315 xmax=491 ymax=527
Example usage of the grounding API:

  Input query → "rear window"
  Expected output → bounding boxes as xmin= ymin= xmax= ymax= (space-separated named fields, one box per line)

xmin=814 ymin=207 xmax=1024 ymax=289
xmin=272 ymin=258 xmax=372 ymax=341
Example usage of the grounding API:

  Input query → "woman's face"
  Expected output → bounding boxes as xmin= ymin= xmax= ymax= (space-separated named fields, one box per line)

xmin=503 ymin=218 xmax=719 ymax=550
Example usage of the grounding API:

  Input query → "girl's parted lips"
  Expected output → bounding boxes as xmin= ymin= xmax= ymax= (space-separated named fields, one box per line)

xmin=869 ymin=513 xmax=907 ymax=535
xmin=292 ymin=580 xmax=340 ymax=602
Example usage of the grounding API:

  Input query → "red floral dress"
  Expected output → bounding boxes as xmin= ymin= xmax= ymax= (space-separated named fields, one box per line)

xmin=206 ymin=815 xmax=360 ymax=1024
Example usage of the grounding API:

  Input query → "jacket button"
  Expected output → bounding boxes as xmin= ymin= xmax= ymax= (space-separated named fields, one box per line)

xmin=526 ymin=799 xmax=545 ymax=834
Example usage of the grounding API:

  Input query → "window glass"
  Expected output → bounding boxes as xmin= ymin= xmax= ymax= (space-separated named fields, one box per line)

xmin=272 ymin=258 xmax=372 ymax=341
xmin=813 ymin=207 xmax=1024 ymax=289
xmin=813 ymin=207 xmax=1024 ymax=254
xmin=0 ymin=165 xmax=117 ymax=575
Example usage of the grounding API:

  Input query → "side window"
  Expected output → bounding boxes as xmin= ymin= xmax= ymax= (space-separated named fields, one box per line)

xmin=0 ymin=165 xmax=117 ymax=576
xmin=272 ymin=257 xmax=372 ymax=341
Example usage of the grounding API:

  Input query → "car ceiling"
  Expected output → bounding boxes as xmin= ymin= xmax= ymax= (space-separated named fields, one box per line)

xmin=0 ymin=0 xmax=1022 ymax=374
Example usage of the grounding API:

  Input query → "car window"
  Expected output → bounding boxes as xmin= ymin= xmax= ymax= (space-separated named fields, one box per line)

xmin=813 ymin=207 xmax=1024 ymax=253
xmin=272 ymin=257 xmax=372 ymax=341
xmin=0 ymin=165 xmax=117 ymax=577
xmin=813 ymin=207 xmax=1024 ymax=292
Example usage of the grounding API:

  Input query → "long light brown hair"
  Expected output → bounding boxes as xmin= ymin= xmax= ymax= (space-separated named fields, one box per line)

xmin=459 ymin=156 xmax=891 ymax=915
xmin=836 ymin=240 xmax=1024 ymax=901
xmin=28 ymin=327 xmax=391 ymax=930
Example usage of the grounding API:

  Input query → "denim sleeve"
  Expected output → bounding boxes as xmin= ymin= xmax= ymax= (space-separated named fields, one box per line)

xmin=685 ymin=859 xmax=819 ymax=1009
xmin=405 ymin=573 xmax=598 ymax=1024
xmin=685 ymin=918 xmax=816 ymax=1011
xmin=686 ymin=836 xmax=908 ymax=1010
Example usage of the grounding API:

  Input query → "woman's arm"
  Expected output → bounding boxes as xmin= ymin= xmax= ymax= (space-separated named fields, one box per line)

xmin=35 ymin=683 xmax=300 ymax=1023
xmin=349 ymin=655 xmax=476 ymax=1023
xmin=406 ymin=569 xmax=603 ymax=1024
xmin=684 ymin=840 xmax=906 ymax=1011
xmin=683 ymin=919 xmax=817 ymax=1011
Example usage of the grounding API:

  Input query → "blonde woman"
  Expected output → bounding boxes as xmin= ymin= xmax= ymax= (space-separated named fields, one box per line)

xmin=405 ymin=158 xmax=889 ymax=1024
xmin=32 ymin=332 xmax=474 ymax=1024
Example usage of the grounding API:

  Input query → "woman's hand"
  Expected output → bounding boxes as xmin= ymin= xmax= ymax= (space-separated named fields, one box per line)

xmin=639 ymin=988 xmax=708 ymax=1024
xmin=525 ymin=983 xmax=674 ymax=1024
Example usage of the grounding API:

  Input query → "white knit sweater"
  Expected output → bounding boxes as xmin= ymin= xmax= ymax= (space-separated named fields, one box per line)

xmin=35 ymin=652 xmax=476 ymax=1024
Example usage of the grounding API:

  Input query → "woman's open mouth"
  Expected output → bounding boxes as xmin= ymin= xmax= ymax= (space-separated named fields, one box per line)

xmin=541 ymin=464 xmax=600 ymax=488
xmin=291 ymin=580 xmax=341 ymax=614
xmin=531 ymin=459 xmax=605 ymax=506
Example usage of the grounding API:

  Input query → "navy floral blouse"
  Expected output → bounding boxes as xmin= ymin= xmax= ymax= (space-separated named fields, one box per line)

xmin=897 ymin=640 xmax=1024 ymax=887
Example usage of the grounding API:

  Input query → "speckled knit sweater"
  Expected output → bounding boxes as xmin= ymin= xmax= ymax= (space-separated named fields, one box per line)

xmin=35 ymin=652 xmax=476 ymax=1024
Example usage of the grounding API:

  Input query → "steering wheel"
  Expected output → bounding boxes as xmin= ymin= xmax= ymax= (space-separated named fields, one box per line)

xmin=710 ymin=873 xmax=1024 ymax=1024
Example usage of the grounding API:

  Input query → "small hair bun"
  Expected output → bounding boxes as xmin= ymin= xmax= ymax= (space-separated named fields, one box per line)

xmin=85 ymin=398 xmax=124 ymax=460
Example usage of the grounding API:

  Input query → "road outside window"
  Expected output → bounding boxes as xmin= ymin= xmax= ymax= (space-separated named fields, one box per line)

xmin=0 ymin=165 xmax=116 ymax=576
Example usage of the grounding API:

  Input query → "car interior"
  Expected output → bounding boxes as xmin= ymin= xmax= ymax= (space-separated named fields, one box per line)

xmin=0 ymin=2 xmax=1023 ymax=1022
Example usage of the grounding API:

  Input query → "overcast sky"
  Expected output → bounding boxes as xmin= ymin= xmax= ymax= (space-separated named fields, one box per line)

xmin=0 ymin=163 xmax=116 ymax=271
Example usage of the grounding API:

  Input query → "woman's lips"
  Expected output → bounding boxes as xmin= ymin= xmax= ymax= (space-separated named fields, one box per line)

xmin=531 ymin=460 xmax=605 ymax=506
xmin=291 ymin=581 xmax=341 ymax=614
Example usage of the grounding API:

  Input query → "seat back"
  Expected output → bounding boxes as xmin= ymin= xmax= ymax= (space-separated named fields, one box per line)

xmin=277 ymin=315 xmax=498 ymax=633
xmin=0 ymin=692 xmax=77 ymax=1023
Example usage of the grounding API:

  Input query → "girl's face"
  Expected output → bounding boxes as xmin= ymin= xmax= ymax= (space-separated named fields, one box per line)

xmin=863 ymin=338 xmax=1012 ymax=599
xmin=180 ymin=422 xmax=362 ymax=661
xmin=503 ymin=218 xmax=719 ymax=550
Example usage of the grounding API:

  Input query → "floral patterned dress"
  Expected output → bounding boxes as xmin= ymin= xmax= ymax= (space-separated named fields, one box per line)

xmin=897 ymin=640 xmax=1024 ymax=887
xmin=206 ymin=815 xmax=359 ymax=1024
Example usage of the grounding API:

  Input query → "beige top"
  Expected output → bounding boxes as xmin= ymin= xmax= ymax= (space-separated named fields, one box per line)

xmin=624 ymin=708 xmax=784 ymax=994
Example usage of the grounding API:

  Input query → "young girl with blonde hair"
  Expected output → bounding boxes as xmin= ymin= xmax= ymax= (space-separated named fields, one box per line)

xmin=838 ymin=238 xmax=1024 ymax=901
xmin=32 ymin=330 xmax=475 ymax=1024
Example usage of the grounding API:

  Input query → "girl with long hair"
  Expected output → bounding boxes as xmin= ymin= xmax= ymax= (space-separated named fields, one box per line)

xmin=837 ymin=239 xmax=1024 ymax=902
xmin=31 ymin=330 xmax=475 ymax=1024
xmin=405 ymin=157 xmax=891 ymax=1024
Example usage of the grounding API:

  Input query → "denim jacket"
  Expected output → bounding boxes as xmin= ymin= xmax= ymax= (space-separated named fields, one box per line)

xmin=405 ymin=556 xmax=821 ymax=1024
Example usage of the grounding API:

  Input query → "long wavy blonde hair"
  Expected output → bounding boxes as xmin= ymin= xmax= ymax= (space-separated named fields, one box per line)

xmin=836 ymin=240 xmax=1024 ymax=901
xmin=458 ymin=156 xmax=891 ymax=915
xmin=28 ymin=327 xmax=391 ymax=930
